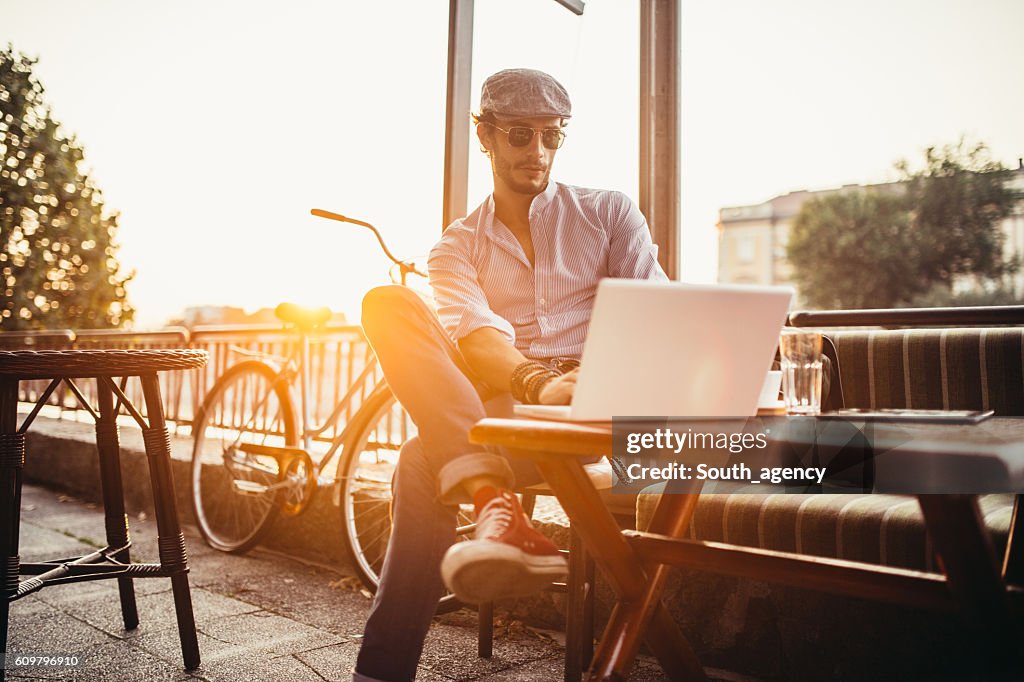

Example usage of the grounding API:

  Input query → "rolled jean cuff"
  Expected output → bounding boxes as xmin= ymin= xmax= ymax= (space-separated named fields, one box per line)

xmin=438 ymin=452 xmax=515 ymax=505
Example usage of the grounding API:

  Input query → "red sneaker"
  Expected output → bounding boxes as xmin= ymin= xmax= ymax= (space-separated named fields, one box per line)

xmin=441 ymin=486 xmax=567 ymax=604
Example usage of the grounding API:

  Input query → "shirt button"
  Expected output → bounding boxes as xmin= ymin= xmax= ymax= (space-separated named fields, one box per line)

xmin=539 ymin=298 xmax=546 ymax=306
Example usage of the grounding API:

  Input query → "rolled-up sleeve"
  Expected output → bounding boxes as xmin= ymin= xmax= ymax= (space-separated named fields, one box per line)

xmin=606 ymin=192 xmax=669 ymax=281
xmin=428 ymin=237 xmax=516 ymax=344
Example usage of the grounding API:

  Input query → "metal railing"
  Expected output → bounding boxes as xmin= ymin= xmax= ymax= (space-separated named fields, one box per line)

xmin=1 ymin=325 xmax=380 ymax=437
xmin=12 ymin=304 xmax=1022 ymax=429
xmin=188 ymin=324 xmax=382 ymax=441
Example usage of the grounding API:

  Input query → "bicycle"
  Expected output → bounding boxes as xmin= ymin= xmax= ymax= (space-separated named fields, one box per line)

xmin=189 ymin=208 xmax=474 ymax=612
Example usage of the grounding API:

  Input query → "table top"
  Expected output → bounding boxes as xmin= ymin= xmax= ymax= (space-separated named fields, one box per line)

xmin=0 ymin=349 xmax=208 ymax=378
xmin=470 ymin=416 xmax=1024 ymax=493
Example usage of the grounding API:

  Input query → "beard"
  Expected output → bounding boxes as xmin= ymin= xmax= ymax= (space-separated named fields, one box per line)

xmin=492 ymin=148 xmax=551 ymax=196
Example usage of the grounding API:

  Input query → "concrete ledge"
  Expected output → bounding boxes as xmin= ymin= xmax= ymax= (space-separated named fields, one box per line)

xmin=22 ymin=413 xmax=438 ymax=565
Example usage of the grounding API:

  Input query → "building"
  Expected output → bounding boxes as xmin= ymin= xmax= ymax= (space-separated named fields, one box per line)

xmin=717 ymin=162 xmax=1024 ymax=305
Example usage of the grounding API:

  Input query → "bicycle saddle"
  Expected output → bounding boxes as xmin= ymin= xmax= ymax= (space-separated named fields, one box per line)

xmin=274 ymin=302 xmax=333 ymax=329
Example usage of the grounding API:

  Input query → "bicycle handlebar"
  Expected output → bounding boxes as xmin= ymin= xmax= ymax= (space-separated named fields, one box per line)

xmin=310 ymin=208 xmax=427 ymax=282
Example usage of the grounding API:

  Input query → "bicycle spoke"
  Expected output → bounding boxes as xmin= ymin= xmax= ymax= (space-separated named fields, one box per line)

xmin=351 ymin=503 xmax=389 ymax=529
xmin=361 ymin=519 xmax=392 ymax=550
xmin=349 ymin=497 xmax=390 ymax=506
xmin=192 ymin=362 xmax=294 ymax=552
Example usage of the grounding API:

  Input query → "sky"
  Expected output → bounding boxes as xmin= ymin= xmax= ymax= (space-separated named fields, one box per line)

xmin=3 ymin=0 xmax=1023 ymax=327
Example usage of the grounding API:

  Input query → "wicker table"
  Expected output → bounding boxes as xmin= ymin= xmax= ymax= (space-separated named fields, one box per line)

xmin=0 ymin=349 xmax=207 ymax=676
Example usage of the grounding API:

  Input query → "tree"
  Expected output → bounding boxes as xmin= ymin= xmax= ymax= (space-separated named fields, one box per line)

xmin=787 ymin=189 xmax=918 ymax=309
xmin=907 ymin=283 xmax=1022 ymax=308
xmin=899 ymin=140 xmax=1017 ymax=291
xmin=1 ymin=45 xmax=132 ymax=330
xmin=787 ymin=140 xmax=1018 ymax=309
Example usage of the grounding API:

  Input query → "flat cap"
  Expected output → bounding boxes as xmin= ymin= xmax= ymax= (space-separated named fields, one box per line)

xmin=479 ymin=68 xmax=572 ymax=119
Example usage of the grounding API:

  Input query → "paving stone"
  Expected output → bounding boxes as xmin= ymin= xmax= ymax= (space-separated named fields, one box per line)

xmin=187 ymin=554 xmax=372 ymax=637
xmin=416 ymin=620 xmax=560 ymax=681
xmin=7 ymin=599 xmax=117 ymax=658
xmin=291 ymin=641 xmax=363 ymax=680
xmin=118 ymin=620 xmax=242 ymax=670
xmin=200 ymin=609 xmax=344 ymax=656
xmin=14 ymin=523 xmax=95 ymax=563
xmin=4 ymin=639 xmax=198 ymax=681
xmin=12 ymin=483 xmax=575 ymax=682
xmin=183 ymin=546 xmax=311 ymax=591
xmin=56 ymin=586 xmax=261 ymax=639
xmin=32 ymin=576 xmax=173 ymax=617
xmin=112 ymin=612 xmax=347 ymax=681
xmin=474 ymin=654 xmax=565 ymax=681
xmin=291 ymin=640 xmax=451 ymax=681
xmin=83 ymin=640 xmax=196 ymax=681
xmin=196 ymin=650 xmax=328 ymax=682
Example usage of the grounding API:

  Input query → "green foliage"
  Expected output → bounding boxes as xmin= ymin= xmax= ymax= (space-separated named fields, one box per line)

xmin=787 ymin=189 xmax=917 ymax=309
xmin=1 ymin=45 xmax=132 ymax=330
xmin=907 ymin=283 xmax=1022 ymax=308
xmin=787 ymin=140 xmax=1018 ymax=310
xmin=899 ymin=140 xmax=1017 ymax=291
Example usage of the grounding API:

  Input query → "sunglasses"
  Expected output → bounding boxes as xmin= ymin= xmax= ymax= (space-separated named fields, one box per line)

xmin=488 ymin=124 xmax=566 ymax=150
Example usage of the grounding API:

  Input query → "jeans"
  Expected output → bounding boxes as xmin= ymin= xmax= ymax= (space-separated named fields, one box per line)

xmin=353 ymin=286 xmax=545 ymax=682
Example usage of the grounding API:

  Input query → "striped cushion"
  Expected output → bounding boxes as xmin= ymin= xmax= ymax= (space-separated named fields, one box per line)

xmin=636 ymin=328 xmax=1021 ymax=573
xmin=831 ymin=328 xmax=1024 ymax=414
xmin=636 ymin=490 xmax=1014 ymax=572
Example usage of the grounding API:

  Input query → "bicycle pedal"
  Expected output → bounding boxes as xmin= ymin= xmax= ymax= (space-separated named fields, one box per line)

xmin=232 ymin=480 xmax=270 ymax=495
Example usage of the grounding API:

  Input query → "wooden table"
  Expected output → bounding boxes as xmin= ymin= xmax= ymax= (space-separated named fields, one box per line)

xmin=469 ymin=417 xmax=1024 ymax=681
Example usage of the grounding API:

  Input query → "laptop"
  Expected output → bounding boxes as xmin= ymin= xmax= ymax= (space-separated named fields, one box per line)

xmin=513 ymin=279 xmax=793 ymax=422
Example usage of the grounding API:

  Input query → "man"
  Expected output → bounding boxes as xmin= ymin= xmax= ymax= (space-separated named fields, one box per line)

xmin=353 ymin=68 xmax=666 ymax=682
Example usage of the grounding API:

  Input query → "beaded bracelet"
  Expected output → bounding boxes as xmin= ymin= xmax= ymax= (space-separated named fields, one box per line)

xmin=510 ymin=360 xmax=562 ymax=404
xmin=524 ymin=369 xmax=559 ymax=404
xmin=510 ymin=360 xmax=548 ymax=402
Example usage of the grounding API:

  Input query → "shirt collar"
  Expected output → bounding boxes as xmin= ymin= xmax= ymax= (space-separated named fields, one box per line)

xmin=529 ymin=178 xmax=559 ymax=215
xmin=481 ymin=179 xmax=559 ymax=236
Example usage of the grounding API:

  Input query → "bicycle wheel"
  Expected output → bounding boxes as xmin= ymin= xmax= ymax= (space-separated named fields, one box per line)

xmin=337 ymin=386 xmax=473 ymax=613
xmin=191 ymin=360 xmax=298 ymax=553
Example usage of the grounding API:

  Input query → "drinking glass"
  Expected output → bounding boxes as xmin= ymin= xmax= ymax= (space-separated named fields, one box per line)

xmin=779 ymin=329 xmax=823 ymax=415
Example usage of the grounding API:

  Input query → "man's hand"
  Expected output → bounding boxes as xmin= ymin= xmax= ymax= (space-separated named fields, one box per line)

xmin=538 ymin=368 xmax=579 ymax=405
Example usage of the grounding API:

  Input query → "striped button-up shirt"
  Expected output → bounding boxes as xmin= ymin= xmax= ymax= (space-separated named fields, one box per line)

xmin=428 ymin=180 xmax=668 ymax=359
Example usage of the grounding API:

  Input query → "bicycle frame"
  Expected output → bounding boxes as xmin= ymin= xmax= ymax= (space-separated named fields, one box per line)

xmin=191 ymin=208 xmax=421 ymax=551
xmin=228 ymin=325 xmax=386 ymax=490
xmin=208 ymin=209 xmax=422 ymax=507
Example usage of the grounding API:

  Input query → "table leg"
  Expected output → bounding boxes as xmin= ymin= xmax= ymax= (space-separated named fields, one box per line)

xmin=565 ymin=526 xmax=587 ymax=682
xmin=917 ymin=495 xmax=1022 ymax=677
xmin=535 ymin=458 xmax=706 ymax=681
xmin=582 ymin=542 xmax=595 ymax=671
xmin=1003 ymin=494 xmax=1022 ymax=586
xmin=477 ymin=602 xmax=493 ymax=658
xmin=139 ymin=375 xmax=200 ymax=670
xmin=590 ymin=492 xmax=705 ymax=682
xmin=1 ymin=380 xmax=23 ymax=680
xmin=95 ymin=381 xmax=139 ymax=630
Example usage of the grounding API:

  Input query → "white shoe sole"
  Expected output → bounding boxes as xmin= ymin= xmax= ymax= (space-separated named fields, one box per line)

xmin=441 ymin=541 xmax=568 ymax=604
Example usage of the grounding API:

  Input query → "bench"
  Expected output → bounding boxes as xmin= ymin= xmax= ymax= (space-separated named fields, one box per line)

xmin=634 ymin=325 xmax=1022 ymax=678
xmin=639 ymin=327 xmax=1021 ymax=568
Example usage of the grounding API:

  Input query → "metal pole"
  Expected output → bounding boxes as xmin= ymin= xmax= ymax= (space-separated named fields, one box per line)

xmin=442 ymin=0 xmax=475 ymax=231
xmin=639 ymin=0 xmax=680 ymax=279
xmin=301 ymin=332 xmax=312 ymax=452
